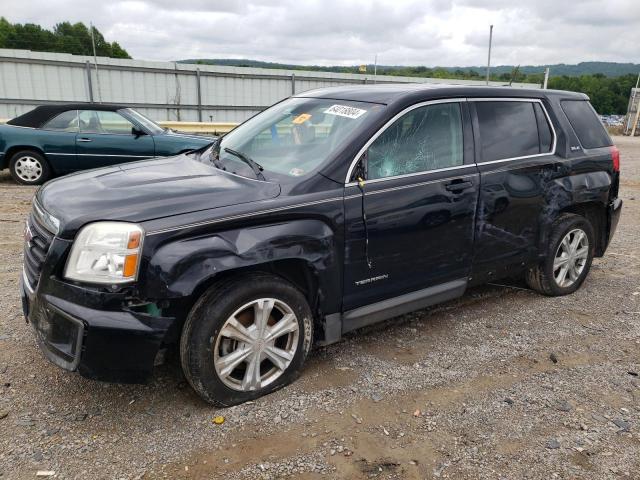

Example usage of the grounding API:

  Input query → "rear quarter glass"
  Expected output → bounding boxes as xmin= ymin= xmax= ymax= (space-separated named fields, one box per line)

xmin=561 ymin=100 xmax=612 ymax=149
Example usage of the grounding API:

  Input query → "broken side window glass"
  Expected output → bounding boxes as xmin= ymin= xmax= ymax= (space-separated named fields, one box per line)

xmin=367 ymin=102 xmax=463 ymax=180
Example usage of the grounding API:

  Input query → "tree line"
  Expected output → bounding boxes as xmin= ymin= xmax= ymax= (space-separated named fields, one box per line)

xmin=387 ymin=67 xmax=636 ymax=115
xmin=0 ymin=18 xmax=130 ymax=59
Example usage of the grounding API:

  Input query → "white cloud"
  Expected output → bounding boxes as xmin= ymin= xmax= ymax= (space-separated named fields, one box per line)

xmin=2 ymin=0 xmax=638 ymax=66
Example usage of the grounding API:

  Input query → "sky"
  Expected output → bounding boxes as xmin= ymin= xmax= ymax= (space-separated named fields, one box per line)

xmin=1 ymin=0 xmax=639 ymax=67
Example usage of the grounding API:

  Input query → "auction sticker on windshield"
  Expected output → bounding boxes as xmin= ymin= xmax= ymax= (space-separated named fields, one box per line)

xmin=324 ymin=105 xmax=367 ymax=119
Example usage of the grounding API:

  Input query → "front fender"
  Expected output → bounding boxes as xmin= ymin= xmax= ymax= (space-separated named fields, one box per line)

xmin=141 ymin=219 xmax=340 ymax=311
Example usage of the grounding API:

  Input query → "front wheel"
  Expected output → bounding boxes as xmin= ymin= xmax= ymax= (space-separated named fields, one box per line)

xmin=180 ymin=273 xmax=314 ymax=406
xmin=526 ymin=213 xmax=595 ymax=296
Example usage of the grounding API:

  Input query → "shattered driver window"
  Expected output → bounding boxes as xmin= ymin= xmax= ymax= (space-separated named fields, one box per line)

xmin=367 ymin=102 xmax=463 ymax=180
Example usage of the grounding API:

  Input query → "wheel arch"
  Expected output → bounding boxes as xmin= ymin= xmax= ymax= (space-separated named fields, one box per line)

xmin=3 ymin=145 xmax=47 ymax=169
xmin=141 ymin=218 xmax=342 ymax=335
xmin=198 ymin=258 xmax=318 ymax=314
xmin=559 ymin=201 xmax=607 ymax=256
xmin=539 ymin=171 xmax=611 ymax=258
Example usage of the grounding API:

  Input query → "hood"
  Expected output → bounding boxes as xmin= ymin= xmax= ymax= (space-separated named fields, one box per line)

xmin=37 ymin=154 xmax=281 ymax=236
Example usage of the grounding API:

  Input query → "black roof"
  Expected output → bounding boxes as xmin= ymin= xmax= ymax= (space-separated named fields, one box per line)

xmin=7 ymin=103 xmax=130 ymax=128
xmin=296 ymin=83 xmax=587 ymax=105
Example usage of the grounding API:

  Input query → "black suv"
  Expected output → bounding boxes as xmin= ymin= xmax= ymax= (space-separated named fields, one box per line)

xmin=20 ymin=85 xmax=622 ymax=406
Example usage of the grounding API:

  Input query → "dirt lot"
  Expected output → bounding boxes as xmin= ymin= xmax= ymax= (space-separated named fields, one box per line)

xmin=0 ymin=137 xmax=639 ymax=480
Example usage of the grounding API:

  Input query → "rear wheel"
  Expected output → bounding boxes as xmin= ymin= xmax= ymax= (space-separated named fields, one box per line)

xmin=9 ymin=150 xmax=51 ymax=185
xmin=526 ymin=214 xmax=595 ymax=296
xmin=180 ymin=273 xmax=314 ymax=406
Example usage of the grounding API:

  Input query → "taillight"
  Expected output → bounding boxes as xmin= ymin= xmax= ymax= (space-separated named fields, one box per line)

xmin=610 ymin=145 xmax=620 ymax=172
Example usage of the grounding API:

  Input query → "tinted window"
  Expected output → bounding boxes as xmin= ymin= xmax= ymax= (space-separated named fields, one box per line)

xmin=366 ymin=102 xmax=463 ymax=180
xmin=533 ymin=103 xmax=553 ymax=152
xmin=475 ymin=101 xmax=540 ymax=162
xmin=561 ymin=100 xmax=611 ymax=149
xmin=42 ymin=110 xmax=78 ymax=132
xmin=79 ymin=110 xmax=135 ymax=135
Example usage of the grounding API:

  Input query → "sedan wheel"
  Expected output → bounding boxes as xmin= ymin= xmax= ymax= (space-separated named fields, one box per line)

xmin=553 ymin=228 xmax=589 ymax=288
xmin=214 ymin=298 xmax=299 ymax=391
xmin=14 ymin=156 xmax=43 ymax=183
xmin=9 ymin=150 xmax=51 ymax=185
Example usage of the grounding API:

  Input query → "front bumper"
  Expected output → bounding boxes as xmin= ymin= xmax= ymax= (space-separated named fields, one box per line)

xmin=21 ymin=265 xmax=178 ymax=384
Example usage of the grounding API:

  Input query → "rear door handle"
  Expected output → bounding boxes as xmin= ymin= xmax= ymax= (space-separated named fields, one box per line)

xmin=77 ymin=138 xmax=92 ymax=142
xmin=445 ymin=180 xmax=473 ymax=192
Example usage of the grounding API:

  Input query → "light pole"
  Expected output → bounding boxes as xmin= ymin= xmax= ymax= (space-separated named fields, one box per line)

xmin=485 ymin=24 xmax=493 ymax=86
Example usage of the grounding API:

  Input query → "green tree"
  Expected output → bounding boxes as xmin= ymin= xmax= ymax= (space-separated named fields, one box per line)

xmin=0 ymin=17 xmax=130 ymax=58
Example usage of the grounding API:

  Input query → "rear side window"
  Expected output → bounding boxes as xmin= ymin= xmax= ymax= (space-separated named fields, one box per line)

xmin=42 ymin=110 xmax=78 ymax=132
xmin=475 ymin=101 xmax=546 ymax=162
xmin=561 ymin=100 xmax=611 ymax=149
xmin=533 ymin=103 xmax=553 ymax=152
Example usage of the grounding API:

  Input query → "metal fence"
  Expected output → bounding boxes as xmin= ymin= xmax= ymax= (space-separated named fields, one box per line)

xmin=0 ymin=49 xmax=541 ymax=123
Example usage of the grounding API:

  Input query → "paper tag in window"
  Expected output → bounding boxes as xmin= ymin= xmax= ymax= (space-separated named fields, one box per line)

xmin=292 ymin=113 xmax=312 ymax=124
xmin=324 ymin=105 xmax=367 ymax=119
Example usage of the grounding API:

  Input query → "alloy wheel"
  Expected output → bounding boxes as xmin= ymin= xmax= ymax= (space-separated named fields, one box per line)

xmin=553 ymin=228 xmax=589 ymax=288
xmin=14 ymin=156 xmax=43 ymax=182
xmin=213 ymin=298 xmax=299 ymax=391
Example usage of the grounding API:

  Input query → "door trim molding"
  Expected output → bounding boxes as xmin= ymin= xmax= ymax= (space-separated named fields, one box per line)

xmin=344 ymin=173 xmax=477 ymax=200
xmin=48 ymin=152 xmax=153 ymax=158
xmin=341 ymin=278 xmax=467 ymax=335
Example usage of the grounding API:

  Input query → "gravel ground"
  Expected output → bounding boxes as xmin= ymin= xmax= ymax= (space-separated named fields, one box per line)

xmin=0 ymin=137 xmax=639 ymax=480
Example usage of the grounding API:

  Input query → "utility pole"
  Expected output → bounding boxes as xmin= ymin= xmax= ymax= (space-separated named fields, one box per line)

xmin=543 ymin=67 xmax=550 ymax=89
xmin=485 ymin=25 xmax=493 ymax=85
xmin=90 ymin=22 xmax=102 ymax=103
xmin=374 ymin=54 xmax=378 ymax=84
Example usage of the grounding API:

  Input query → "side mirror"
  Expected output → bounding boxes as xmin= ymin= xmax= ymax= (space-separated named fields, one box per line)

xmin=132 ymin=127 xmax=146 ymax=137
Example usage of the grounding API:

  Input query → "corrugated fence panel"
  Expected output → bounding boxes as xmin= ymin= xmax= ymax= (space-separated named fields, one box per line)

xmin=0 ymin=49 xmax=541 ymax=122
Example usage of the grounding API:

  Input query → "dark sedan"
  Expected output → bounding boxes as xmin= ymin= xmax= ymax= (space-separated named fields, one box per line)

xmin=0 ymin=104 xmax=214 ymax=184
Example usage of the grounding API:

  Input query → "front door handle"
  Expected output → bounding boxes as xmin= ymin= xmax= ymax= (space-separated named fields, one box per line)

xmin=77 ymin=138 xmax=92 ymax=142
xmin=445 ymin=180 xmax=473 ymax=192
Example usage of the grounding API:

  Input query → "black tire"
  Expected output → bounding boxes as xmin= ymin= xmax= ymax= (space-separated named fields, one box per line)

xmin=9 ymin=150 xmax=52 ymax=185
xmin=526 ymin=213 xmax=595 ymax=296
xmin=180 ymin=273 xmax=314 ymax=407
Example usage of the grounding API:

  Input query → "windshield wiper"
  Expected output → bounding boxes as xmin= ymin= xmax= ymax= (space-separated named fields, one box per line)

xmin=223 ymin=147 xmax=266 ymax=180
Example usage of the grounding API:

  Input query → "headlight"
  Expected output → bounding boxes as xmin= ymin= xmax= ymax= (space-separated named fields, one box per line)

xmin=64 ymin=222 xmax=144 ymax=284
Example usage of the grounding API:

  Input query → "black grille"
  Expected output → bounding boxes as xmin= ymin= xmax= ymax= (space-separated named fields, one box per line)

xmin=23 ymin=213 xmax=55 ymax=289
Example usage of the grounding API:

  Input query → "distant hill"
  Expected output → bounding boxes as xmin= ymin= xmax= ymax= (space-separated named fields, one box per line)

xmin=179 ymin=59 xmax=640 ymax=78
xmin=456 ymin=62 xmax=640 ymax=78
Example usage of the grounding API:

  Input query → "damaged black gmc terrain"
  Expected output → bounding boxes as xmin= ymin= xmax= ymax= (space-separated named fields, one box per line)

xmin=21 ymin=85 xmax=622 ymax=406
